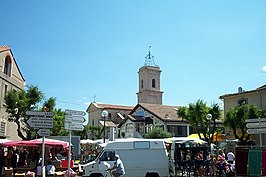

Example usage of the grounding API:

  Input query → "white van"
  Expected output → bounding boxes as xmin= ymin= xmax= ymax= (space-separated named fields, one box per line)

xmin=82 ymin=139 xmax=169 ymax=177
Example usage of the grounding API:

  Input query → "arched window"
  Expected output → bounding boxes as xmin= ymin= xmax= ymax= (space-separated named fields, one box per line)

xmin=108 ymin=113 xmax=112 ymax=119
xmin=152 ymin=79 xmax=156 ymax=88
xmin=141 ymin=80 xmax=144 ymax=88
xmin=4 ymin=56 xmax=12 ymax=76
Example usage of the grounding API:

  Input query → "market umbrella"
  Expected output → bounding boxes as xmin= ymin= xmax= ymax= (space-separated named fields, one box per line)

xmin=80 ymin=139 xmax=95 ymax=144
xmin=28 ymin=138 xmax=69 ymax=148
xmin=2 ymin=140 xmax=26 ymax=147
xmin=165 ymin=137 xmax=206 ymax=144
xmin=188 ymin=133 xmax=227 ymax=142
xmin=0 ymin=139 xmax=11 ymax=144
xmin=3 ymin=138 xmax=69 ymax=148
xmin=213 ymin=133 xmax=227 ymax=142
xmin=188 ymin=133 xmax=204 ymax=139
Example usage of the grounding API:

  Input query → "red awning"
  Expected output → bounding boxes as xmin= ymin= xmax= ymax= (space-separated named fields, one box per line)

xmin=3 ymin=138 xmax=69 ymax=148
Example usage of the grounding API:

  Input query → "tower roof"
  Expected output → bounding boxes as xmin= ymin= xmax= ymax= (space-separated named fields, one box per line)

xmin=144 ymin=46 xmax=158 ymax=67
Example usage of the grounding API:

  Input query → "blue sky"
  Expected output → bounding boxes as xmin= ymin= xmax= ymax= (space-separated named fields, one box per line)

xmin=1 ymin=1 xmax=266 ymax=114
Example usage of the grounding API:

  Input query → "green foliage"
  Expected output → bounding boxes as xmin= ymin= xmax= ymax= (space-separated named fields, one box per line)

xmin=4 ymin=84 xmax=90 ymax=139
xmin=43 ymin=97 xmax=56 ymax=111
xmin=4 ymin=85 xmax=60 ymax=140
xmin=224 ymin=103 xmax=264 ymax=142
xmin=144 ymin=127 xmax=172 ymax=139
xmin=177 ymin=99 xmax=221 ymax=144
xmin=73 ymin=125 xmax=89 ymax=139
xmin=4 ymin=85 xmax=44 ymax=139
xmin=50 ymin=108 xmax=68 ymax=136
xmin=88 ymin=126 xmax=104 ymax=140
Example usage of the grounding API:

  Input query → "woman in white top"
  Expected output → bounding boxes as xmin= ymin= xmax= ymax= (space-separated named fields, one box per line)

xmin=46 ymin=161 xmax=56 ymax=177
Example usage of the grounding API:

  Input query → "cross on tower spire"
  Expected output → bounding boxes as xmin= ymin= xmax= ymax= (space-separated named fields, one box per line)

xmin=144 ymin=46 xmax=157 ymax=66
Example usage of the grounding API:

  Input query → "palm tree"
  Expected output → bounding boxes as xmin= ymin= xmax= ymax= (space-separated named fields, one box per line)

xmin=224 ymin=103 xmax=264 ymax=142
xmin=177 ymin=99 xmax=221 ymax=144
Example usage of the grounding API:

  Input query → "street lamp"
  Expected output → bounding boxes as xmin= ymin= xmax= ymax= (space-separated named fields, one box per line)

xmin=206 ymin=113 xmax=212 ymax=146
xmin=206 ymin=113 xmax=212 ymax=135
xmin=101 ymin=110 xmax=108 ymax=143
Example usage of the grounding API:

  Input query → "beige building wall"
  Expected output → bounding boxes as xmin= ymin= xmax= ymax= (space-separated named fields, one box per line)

xmin=223 ymin=90 xmax=266 ymax=113
xmin=0 ymin=46 xmax=26 ymax=140
xmin=86 ymin=102 xmax=133 ymax=127
xmin=137 ymin=66 xmax=163 ymax=105
xmin=220 ymin=86 xmax=266 ymax=145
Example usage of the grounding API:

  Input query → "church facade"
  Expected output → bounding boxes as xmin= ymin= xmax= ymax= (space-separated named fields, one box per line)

xmin=86 ymin=48 xmax=193 ymax=139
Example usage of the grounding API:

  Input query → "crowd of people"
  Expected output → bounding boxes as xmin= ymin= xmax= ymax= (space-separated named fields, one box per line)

xmin=176 ymin=147 xmax=235 ymax=177
xmin=0 ymin=145 xmax=71 ymax=177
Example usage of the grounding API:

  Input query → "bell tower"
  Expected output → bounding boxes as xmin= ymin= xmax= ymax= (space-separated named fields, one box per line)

xmin=137 ymin=46 xmax=163 ymax=105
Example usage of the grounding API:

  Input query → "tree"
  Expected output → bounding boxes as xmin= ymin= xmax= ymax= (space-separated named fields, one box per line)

xmin=4 ymin=85 xmax=44 ymax=140
xmin=4 ymin=85 xmax=63 ymax=139
xmin=88 ymin=126 xmax=104 ymax=140
xmin=50 ymin=108 xmax=68 ymax=136
xmin=144 ymin=127 xmax=172 ymax=139
xmin=73 ymin=125 xmax=89 ymax=139
xmin=43 ymin=97 xmax=56 ymax=111
xmin=224 ymin=103 xmax=264 ymax=142
xmin=177 ymin=99 xmax=222 ymax=144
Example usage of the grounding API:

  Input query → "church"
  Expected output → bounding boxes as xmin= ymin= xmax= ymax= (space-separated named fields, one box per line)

xmin=86 ymin=48 xmax=193 ymax=139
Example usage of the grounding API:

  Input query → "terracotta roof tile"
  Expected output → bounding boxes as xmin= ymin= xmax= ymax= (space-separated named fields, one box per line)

xmin=219 ymin=84 xmax=266 ymax=99
xmin=94 ymin=102 xmax=134 ymax=110
xmin=139 ymin=103 xmax=182 ymax=121
xmin=0 ymin=45 xmax=10 ymax=52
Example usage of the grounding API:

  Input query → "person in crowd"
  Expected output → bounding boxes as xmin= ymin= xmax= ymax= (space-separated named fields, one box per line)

xmin=226 ymin=151 xmax=235 ymax=164
xmin=46 ymin=161 xmax=56 ymax=177
xmin=108 ymin=154 xmax=125 ymax=177
xmin=18 ymin=148 xmax=28 ymax=167
xmin=209 ymin=153 xmax=216 ymax=177
xmin=11 ymin=148 xmax=19 ymax=168
xmin=218 ymin=149 xmax=225 ymax=159
xmin=194 ymin=151 xmax=204 ymax=177
xmin=185 ymin=150 xmax=191 ymax=161
xmin=32 ymin=148 xmax=40 ymax=169
xmin=36 ymin=162 xmax=43 ymax=177
xmin=196 ymin=150 xmax=203 ymax=160
xmin=0 ymin=146 xmax=5 ymax=176
xmin=217 ymin=154 xmax=226 ymax=177
xmin=5 ymin=146 xmax=13 ymax=167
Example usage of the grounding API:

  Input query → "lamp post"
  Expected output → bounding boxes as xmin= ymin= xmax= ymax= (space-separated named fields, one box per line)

xmin=101 ymin=110 xmax=108 ymax=143
xmin=206 ymin=113 xmax=212 ymax=145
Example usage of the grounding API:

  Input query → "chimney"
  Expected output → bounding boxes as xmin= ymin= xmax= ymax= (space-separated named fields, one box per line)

xmin=238 ymin=87 xmax=243 ymax=93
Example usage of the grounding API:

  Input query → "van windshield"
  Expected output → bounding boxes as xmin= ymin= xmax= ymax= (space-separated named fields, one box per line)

xmin=99 ymin=151 xmax=116 ymax=161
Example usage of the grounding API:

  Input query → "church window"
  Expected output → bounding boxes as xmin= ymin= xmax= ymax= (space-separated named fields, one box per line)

xmin=4 ymin=56 xmax=12 ymax=76
xmin=141 ymin=80 xmax=143 ymax=88
xmin=108 ymin=113 xmax=112 ymax=119
xmin=4 ymin=84 xmax=8 ymax=96
xmin=152 ymin=79 xmax=156 ymax=88
xmin=135 ymin=108 xmax=144 ymax=117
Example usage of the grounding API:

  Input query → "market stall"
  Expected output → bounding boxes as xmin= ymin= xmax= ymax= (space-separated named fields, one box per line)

xmin=80 ymin=139 xmax=103 ymax=164
xmin=2 ymin=138 xmax=72 ymax=176
xmin=3 ymin=138 xmax=69 ymax=148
